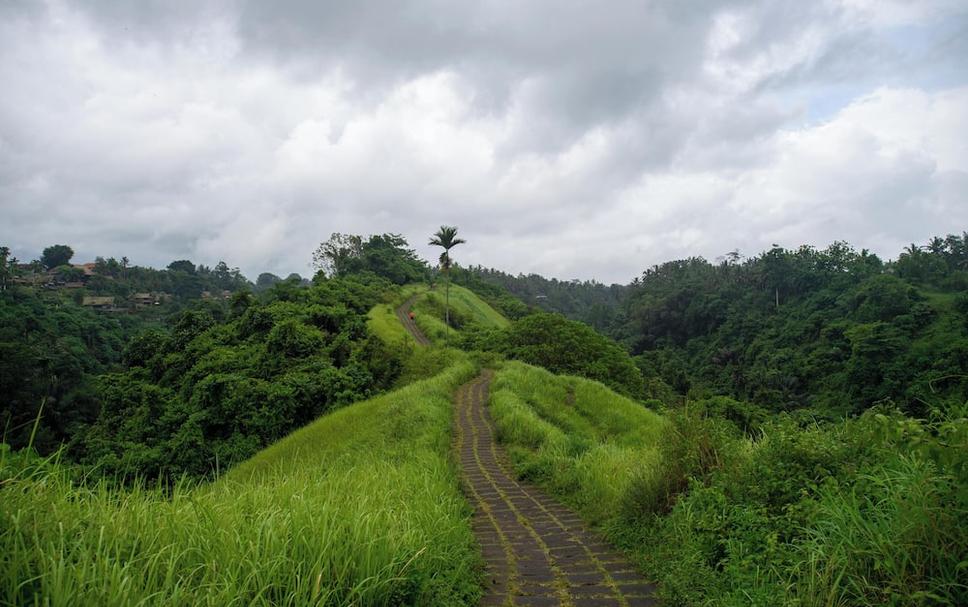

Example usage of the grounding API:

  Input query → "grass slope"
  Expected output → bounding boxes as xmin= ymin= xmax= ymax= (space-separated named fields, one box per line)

xmin=1 ymin=360 xmax=481 ymax=607
xmin=367 ymin=302 xmax=415 ymax=346
xmin=488 ymin=361 xmax=667 ymax=525
xmin=489 ymin=362 xmax=967 ymax=605
xmin=430 ymin=284 xmax=510 ymax=329
xmin=411 ymin=284 xmax=509 ymax=344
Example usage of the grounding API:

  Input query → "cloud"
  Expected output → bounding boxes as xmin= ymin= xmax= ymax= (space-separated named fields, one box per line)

xmin=0 ymin=0 xmax=966 ymax=283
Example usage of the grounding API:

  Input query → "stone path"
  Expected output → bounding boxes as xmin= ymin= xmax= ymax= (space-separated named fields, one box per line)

xmin=396 ymin=294 xmax=431 ymax=346
xmin=454 ymin=372 xmax=657 ymax=607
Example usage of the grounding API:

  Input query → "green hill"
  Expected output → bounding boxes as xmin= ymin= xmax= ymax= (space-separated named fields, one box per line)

xmin=489 ymin=361 xmax=667 ymax=524
xmin=368 ymin=283 xmax=510 ymax=346
xmin=1 ymin=360 xmax=482 ymax=606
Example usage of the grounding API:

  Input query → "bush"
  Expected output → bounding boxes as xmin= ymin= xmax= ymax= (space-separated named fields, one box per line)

xmin=500 ymin=313 xmax=645 ymax=397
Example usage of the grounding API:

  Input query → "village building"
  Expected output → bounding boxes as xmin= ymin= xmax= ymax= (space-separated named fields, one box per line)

xmin=73 ymin=263 xmax=97 ymax=277
xmin=81 ymin=296 xmax=118 ymax=311
xmin=131 ymin=292 xmax=155 ymax=307
xmin=130 ymin=292 xmax=171 ymax=307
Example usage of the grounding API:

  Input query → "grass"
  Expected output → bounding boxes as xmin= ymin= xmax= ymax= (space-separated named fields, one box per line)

xmin=403 ymin=283 xmax=509 ymax=345
xmin=1 ymin=359 xmax=482 ymax=607
xmin=487 ymin=361 xmax=667 ymax=525
xmin=426 ymin=284 xmax=510 ymax=329
xmin=488 ymin=362 xmax=968 ymax=605
xmin=366 ymin=303 xmax=415 ymax=347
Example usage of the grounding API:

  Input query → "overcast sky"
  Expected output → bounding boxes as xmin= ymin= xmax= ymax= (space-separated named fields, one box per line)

xmin=1 ymin=0 xmax=966 ymax=283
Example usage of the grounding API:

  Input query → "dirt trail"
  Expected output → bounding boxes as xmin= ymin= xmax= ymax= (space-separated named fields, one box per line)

xmin=455 ymin=372 xmax=657 ymax=607
xmin=396 ymin=294 xmax=431 ymax=346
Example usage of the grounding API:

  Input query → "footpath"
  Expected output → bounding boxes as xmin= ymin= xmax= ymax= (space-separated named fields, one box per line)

xmin=397 ymin=297 xmax=657 ymax=606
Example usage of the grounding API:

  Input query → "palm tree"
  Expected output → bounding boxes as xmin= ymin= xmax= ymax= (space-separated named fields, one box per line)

xmin=429 ymin=226 xmax=466 ymax=335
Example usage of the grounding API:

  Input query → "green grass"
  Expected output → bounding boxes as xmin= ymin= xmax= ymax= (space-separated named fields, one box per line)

xmin=405 ymin=284 xmax=509 ymax=345
xmin=488 ymin=361 xmax=667 ymax=525
xmin=366 ymin=303 xmax=415 ymax=347
xmin=412 ymin=308 xmax=452 ymax=344
xmin=488 ymin=362 xmax=968 ymax=605
xmin=1 ymin=359 xmax=482 ymax=606
xmin=428 ymin=284 xmax=510 ymax=329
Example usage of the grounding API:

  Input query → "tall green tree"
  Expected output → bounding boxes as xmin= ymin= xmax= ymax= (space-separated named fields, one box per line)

xmin=429 ymin=226 xmax=466 ymax=334
xmin=41 ymin=244 xmax=74 ymax=270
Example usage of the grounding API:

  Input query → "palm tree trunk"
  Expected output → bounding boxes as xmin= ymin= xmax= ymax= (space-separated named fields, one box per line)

xmin=445 ymin=270 xmax=451 ymax=341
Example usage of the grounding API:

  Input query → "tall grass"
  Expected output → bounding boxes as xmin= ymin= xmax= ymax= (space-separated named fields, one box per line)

xmin=487 ymin=362 xmax=967 ymax=604
xmin=424 ymin=285 xmax=509 ymax=329
xmin=407 ymin=284 xmax=509 ymax=344
xmin=1 ymin=360 xmax=481 ymax=606
xmin=487 ymin=361 xmax=667 ymax=525
xmin=366 ymin=303 xmax=415 ymax=347
xmin=636 ymin=407 xmax=967 ymax=606
xmin=792 ymin=455 xmax=964 ymax=605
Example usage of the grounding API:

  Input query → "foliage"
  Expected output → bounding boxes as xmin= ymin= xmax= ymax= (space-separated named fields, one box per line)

xmin=312 ymin=233 xmax=428 ymax=284
xmin=41 ymin=244 xmax=74 ymax=270
xmin=0 ymin=288 xmax=153 ymax=452
xmin=461 ymin=265 xmax=628 ymax=331
xmin=488 ymin=362 xmax=667 ymax=525
xmin=424 ymin=284 xmax=509 ymax=330
xmin=620 ymin=236 xmax=968 ymax=416
xmin=78 ymin=275 xmax=404 ymax=479
xmin=429 ymin=225 xmax=467 ymax=333
xmin=497 ymin=313 xmax=644 ymax=397
xmin=489 ymin=362 xmax=967 ymax=606
xmin=634 ymin=404 xmax=968 ymax=606
xmin=449 ymin=266 xmax=532 ymax=320
xmin=1 ymin=360 xmax=482 ymax=607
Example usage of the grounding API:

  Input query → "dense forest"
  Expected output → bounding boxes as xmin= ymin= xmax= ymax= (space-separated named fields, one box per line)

xmin=0 ymin=235 xmax=429 ymax=478
xmin=621 ymin=237 xmax=968 ymax=417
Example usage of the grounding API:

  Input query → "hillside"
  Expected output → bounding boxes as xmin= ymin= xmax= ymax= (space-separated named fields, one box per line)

xmin=2 ymin=360 xmax=482 ymax=606
xmin=488 ymin=362 xmax=966 ymax=605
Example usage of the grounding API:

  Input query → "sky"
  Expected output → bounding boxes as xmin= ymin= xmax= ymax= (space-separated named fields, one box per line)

xmin=1 ymin=0 xmax=966 ymax=284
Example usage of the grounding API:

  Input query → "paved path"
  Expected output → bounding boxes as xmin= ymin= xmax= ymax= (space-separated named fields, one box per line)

xmin=396 ymin=294 xmax=431 ymax=346
xmin=454 ymin=372 xmax=657 ymax=607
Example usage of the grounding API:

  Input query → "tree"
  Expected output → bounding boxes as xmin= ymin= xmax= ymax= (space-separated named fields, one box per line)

xmin=360 ymin=234 xmax=427 ymax=284
xmin=256 ymin=272 xmax=283 ymax=291
xmin=167 ymin=260 xmax=196 ymax=274
xmin=312 ymin=233 xmax=363 ymax=278
xmin=41 ymin=244 xmax=74 ymax=270
xmin=429 ymin=226 xmax=466 ymax=334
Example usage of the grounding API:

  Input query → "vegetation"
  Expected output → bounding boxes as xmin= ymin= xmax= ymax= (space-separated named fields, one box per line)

xmin=41 ymin=244 xmax=75 ymax=270
xmin=488 ymin=362 xmax=666 ymax=523
xmin=459 ymin=265 xmax=627 ymax=331
xmin=488 ymin=362 xmax=968 ymax=606
xmin=312 ymin=233 xmax=428 ymax=285
xmin=1 ymin=360 xmax=481 ymax=606
xmin=0 ymin=287 xmax=157 ymax=452
xmin=3 ymin=232 xmax=967 ymax=605
xmin=396 ymin=283 xmax=510 ymax=345
xmin=79 ymin=275 xmax=403 ymax=480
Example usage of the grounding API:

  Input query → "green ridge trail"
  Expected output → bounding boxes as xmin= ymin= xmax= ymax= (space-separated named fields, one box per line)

xmin=395 ymin=298 xmax=657 ymax=606
xmin=455 ymin=372 xmax=656 ymax=606
xmin=397 ymin=293 xmax=431 ymax=346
